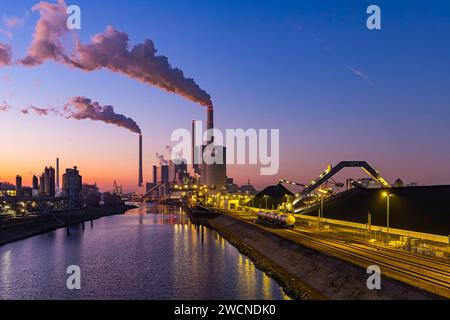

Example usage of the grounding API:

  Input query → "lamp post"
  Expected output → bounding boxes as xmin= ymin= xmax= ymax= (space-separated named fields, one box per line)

xmin=317 ymin=188 xmax=327 ymax=220
xmin=382 ymin=192 xmax=394 ymax=243
xmin=285 ymin=194 xmax=292 ymax=213
xmin=263 ymin=195 xmax=269 ymax=210
xmin=320 ymin=195 xmax=324 ymax=219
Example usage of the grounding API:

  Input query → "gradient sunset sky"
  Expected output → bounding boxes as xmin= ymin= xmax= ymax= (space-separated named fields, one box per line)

xmin=1 ymin=0 xmax=450 ymax=192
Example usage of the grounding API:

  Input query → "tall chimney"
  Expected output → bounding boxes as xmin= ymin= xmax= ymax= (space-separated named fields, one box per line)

xmin=56 ymin=158 xmax=60 ymax=190
xmin=207 ymin=106 xmax=214 ymax=143
xmin=139 ymin=134 xmax=143 ymax=187
xmin=192 ymin=120 xmax=199 ymax=174
xmin=153 ymin=165 xmax=157 ymax=184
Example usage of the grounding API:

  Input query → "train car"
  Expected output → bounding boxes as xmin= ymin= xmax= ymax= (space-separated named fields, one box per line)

xmin=277 ymin=214 xmax=296 ymax=228
xmin=257 ymin=211 xmax=296 ymax=229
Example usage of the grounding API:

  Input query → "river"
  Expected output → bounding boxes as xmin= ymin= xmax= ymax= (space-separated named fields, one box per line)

xmin=0 ymin=203 xmax=290 ymax=300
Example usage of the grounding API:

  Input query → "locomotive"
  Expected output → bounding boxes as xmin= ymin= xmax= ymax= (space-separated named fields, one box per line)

xmin=257 ymin=211 xmax=296 ymax=229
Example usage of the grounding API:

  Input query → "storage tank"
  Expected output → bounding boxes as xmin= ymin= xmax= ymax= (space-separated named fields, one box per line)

xmin=257 ymin=212 xmax=295 ymax=228
xmin=278 ymin=214 xmax=296 ymax=228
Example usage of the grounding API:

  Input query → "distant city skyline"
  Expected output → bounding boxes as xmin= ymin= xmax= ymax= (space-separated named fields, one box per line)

xmin=1 ymin=0 xmax=450 ymax=192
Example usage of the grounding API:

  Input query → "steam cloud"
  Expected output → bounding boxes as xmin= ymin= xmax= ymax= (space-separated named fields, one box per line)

xmin=64 ymin=97 xmax=141 ymax=134
xmin=73 ymin=26 xmax=213 ymax=107
xmin=0 ymin=43 xmax=11 ymax=67
xmin=21 ymin=105 xmax=60 ymax=115
xmin=20 ymin=0 xmax=212 ymax=108
xmin=166 ymin=145 xmax=184 ymax=162
xmin=20 ymin=0 xmax=70 ymax=66
xmin=0 ymin=101 xmax=11 ymax=111
xmin=156 ymin=153 xmax=168 ymax=166
xmin=17 ymin=97 xmax=141 ymax=134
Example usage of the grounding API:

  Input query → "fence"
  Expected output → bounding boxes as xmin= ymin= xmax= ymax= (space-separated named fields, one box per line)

xmin=295 ymin=214 xmax=450 ymax=258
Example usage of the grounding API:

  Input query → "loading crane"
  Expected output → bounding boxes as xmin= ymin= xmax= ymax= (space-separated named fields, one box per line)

xmin=293 ymin=161 xmax=390 ymax=206
xmin=279 ymin=178 xmax=344 ymax=190
xmin=278 ymin=179 xmax=306 ymax=187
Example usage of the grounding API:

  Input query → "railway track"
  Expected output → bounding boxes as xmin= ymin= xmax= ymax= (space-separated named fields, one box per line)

xmin=226 ymin=210 xmax=450 ymax=298
xmin=299 ymin=228 xmax=450 ymax=272
xmin=279 ymin=229 xmax=450 ymax=298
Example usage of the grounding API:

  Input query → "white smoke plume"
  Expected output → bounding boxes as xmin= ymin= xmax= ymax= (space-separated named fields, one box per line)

xmin=155 ymin=153 xmax=168 ymax=166
xmin=21 ymin=105 xmax=60 ymax=115
xmin=0 ymin=43 xmax=12 ymax=67
xmin=17 ymin=97 xmax=141 ymax=134
xmin=20 ymin=0 xmax=212 ymax=107
xmin=19 ymin=0 xmax=70 ymax=66
xmin=0 ymin=101 xmax=11 ymax=111
xmin=64 ymin=96 xmax=141 ymax=134
xmin=165 ymin=145 xmax=183 ymax=161
xmin=72 ymin=26 xmax=213 ymax=107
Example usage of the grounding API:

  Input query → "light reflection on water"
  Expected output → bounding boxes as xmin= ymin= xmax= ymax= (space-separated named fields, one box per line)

xmin=0 ymin=203 xmax=290 ymax=300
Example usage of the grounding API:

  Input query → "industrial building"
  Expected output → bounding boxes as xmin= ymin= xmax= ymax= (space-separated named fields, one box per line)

xmin=146 ymin=159 xmax=189 ymax=196
xmin=0 ymin=182 xmax=16 ymax=198
xmin=15 ymin=175 xmax=22 ymax=197
xmin=161 ymin=165 xmax=169 ymax=184
xmin=56 ymin=158 xmax=60 ymax=190
xmin=140 ymin=105 xmax=237 ymax=200
xmin=239 ymin=179 xmax=257 ymax=195
xmin=0 ymin=159 xmax=75 ymax=202
xmin=253 ymin=184 xmax=294 ymax=210
xmin=168 ymin=159 xmax=188 ymax=184
xmin=40 ymin=167 xmax=56 ymax=197
xmin=32 ymin=175 xmax=39 ymax=190
xmin=195 ymin=105 xmax=227 ymax=191
xmin=62 ymin=166 xmax=83 ymax=208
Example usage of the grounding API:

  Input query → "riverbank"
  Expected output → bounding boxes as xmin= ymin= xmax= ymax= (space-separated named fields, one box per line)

xmin=204 ymin=213 xmax=436 ymax=300
xmin=0 ymin=204 xmax=135 ymax=246
xmin=207 ymin=215 xmax=322 ymax=300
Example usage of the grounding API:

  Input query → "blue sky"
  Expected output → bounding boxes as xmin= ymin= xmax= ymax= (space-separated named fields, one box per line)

xmin=1 ymin=0 xmax=450 ymax=191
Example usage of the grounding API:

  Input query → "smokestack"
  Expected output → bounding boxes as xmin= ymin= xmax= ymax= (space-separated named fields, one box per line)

xmin=139 ymin=135 xmax=143 ymax=187
xmin=153 ymin=165 xmax=157 ymax=184
xmin=192 ymin=120 xmax=195 ymax=166
xmin=207 ymin=106 xmax=214 ymax=143
xmin=56 ymin=158 xmax=60 ymax=190
xmin=192 ymin=120 xmax=199 ymax=174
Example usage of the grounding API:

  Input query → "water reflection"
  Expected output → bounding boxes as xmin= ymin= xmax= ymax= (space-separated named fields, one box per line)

xmin=0 ymin=203 xmax=290 ymax=300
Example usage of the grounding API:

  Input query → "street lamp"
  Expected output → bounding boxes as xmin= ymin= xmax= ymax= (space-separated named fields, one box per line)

xmin=263 ymin=195 xmax=269 ymax=210
xmin=317 ymin=188 xmax=328 ymax=219
xmin=284 ymin=194 xmax=292 ymax=213
xmin=321 ymin=196 xmax=324 ymax=219
xmin=382 ymin=192 xmax=394 ymax=242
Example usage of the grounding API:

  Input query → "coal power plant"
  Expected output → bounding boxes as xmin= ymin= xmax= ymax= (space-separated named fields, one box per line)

xmin=142 ymin=104 xmax=228 ymax=197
